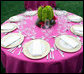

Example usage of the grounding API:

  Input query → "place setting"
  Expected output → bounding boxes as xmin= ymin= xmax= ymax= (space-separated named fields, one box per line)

xmin=55 ymin=9 xmax=68 ymax=16
xmin=55 ymin=35 xmax=82 ymax=53
xmin=1 ymin=23 xmax=18 ymax=34
xmin=8 ymin=15 xmax=25 ymax=22
xmin=1 ymin=33 xmax=24 ymax=54
xmin=67 ymin=14 xmax=83 ymax=23
xmin=23 ymin=39 xmax=51 ymax=59
xmin=23 ymin=10 xmax=37 ymax=16
xmin=70 ymin=24 xmax=83 ymax=36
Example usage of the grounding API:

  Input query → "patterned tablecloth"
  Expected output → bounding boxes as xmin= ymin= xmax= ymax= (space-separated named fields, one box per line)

xmin=1 ymin=10 xmax=83 ymax=73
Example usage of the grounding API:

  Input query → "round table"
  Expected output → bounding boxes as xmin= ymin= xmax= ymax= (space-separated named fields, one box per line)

xmin=1 ymin=10 xmax=83 ymax=73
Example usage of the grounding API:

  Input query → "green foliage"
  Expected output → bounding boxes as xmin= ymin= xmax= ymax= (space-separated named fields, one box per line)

xmin=38 ymin=6 xmax=42 ymax=20
xmin=46 ymin=6 xmax=54 ymax=21
xmin=38 ymin=5 xmax=54 ymax=22
xmin=42 ymin=7 xmax=47 ymax=22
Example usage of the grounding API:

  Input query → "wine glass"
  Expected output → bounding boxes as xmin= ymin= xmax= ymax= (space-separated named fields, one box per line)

xmin=44 ymin=19 xmax=50 ymax=29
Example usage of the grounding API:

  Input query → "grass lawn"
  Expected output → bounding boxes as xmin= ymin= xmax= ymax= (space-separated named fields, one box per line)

xmin=1 ymin=1 xmax=83 ymax=73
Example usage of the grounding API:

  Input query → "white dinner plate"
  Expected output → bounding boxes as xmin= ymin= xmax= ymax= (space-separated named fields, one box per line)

xmin=1 ymin=33 xmax=24 ymax=48
xmin=23 ymin=39 xmax=51 ymax=59
xmin=67 ymin=15 xmax=83 ymax=23
xmin=55 ymin=10 xmax=68 ymax=16
xmin=70 ymin=25 xmax=83 ymax=36
xmin=55 ymin=35 xmax=82 ymax=52
xmin=1 ymin=23 xmax=18 ymax=33
xmin=9 ymin=15 xmax=25 ymax=22
xmin=23 ymin=10 xmax=37 ymax=16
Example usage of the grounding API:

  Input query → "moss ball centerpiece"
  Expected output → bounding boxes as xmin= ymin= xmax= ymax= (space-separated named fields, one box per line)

xmin=36 ymin=5 xmax=56 ymax=29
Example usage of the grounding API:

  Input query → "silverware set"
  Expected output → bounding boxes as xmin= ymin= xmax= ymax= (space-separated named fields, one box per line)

xmin=54 ymin=44 xmax=64 ymax=57
xmin=46 ymin=47 xmax=55 ymax=60
xmin=46 ymin=35 xmax=65 ymax=60
xmin=7 ymin=43 xmax=23 ymax=55
xmin=7 ymin=46 xmax=17 ymax=53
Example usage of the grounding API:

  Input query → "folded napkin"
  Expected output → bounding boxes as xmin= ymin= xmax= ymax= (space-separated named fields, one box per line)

xmin=73 ymin=26 xmax=83 ymax=32
xmin=9 ymin=16 xmax=24 ymax=22
xmin=1 ymin=24 xmax=14 ymax=30
xmin=60 ymin=40 xmax=73 ymax=49
xmin=30 ymin=40 xmax=43 ymax=56
xmin=1 ymin=35 xmax=20 ymax=47
xmin=60 ymin=35 xmax=79 ymax=48
xmin=68 ymin=15 xmax=83 ymax=22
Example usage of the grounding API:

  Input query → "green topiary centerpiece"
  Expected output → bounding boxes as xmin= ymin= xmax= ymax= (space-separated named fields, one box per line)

xmin=38 ymin=5 xmax=54 ymax=22
xmin=36 ymin=5 xmax=56 ymax=29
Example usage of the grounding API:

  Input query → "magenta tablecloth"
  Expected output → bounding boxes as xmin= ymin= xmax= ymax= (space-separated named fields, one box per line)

xmin=1 ymin=10 xmax=83 ymax=73
xmin=24 ymin=1 xmax=56 ymax=10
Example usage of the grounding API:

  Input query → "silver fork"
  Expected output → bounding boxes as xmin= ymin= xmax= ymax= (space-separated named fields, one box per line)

xmin=52 ymin=36 xmax=64 ymax=57
xmin=58 ymin=49 xmax=64 ymax=57
xmin=11 ymin=44 xmax=21 ymax=53
xmin=54 ymin=44 xmax=64 ymax=57
xmin=17 ymin=46 xmax=23 ymax=55
xmin=7 ymin=46 xmax=17 ymax=52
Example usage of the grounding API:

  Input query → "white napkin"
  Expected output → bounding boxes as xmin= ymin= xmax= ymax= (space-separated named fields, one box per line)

xmin=68 ymin=15 xmax=83 ymax=22
xmin=24 ymin=11 xmax=37 ymax=16
xmin=30 ymin=40 xmax=43 ymax=56
xmin=1 ymin=24 xmax=14 ymax=30
xmin=73 ymin=26 xmax=83 ymax=32
xmin=9 ymin=16 xmax=24 ymax=22
xmin=60 ymin=35 xmax=79 ymax=48
xmin=59 ymin=39 xmax=73 ymax=49
xmin=1 ymin=35 xmax=20 ymax=47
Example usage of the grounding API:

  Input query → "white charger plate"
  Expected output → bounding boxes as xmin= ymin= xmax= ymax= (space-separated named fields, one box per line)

xmin=70 ymin=25 xmax=83 ymax=36
xmin=67 ymin=15 xmax=83 ymax=23
xmin=1 ymin=33 xmax=24 ymax=48
xmin=23 ymin=39 xmax=50 ymax=59
xmin=9 ymin=15 xmax=25 ymax=22
xmin=1 ymin=23 xmax=18 ymax=33
xmin=55 ymin=10 xmax=68 ymax=16
xmin=55 ymin=35 xmax=82 ymax=52
xmin=23 ymin=10 xmax=37 ymax=16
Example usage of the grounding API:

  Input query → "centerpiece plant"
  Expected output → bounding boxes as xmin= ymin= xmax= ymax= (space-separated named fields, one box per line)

xmin=36 ymin=5 xmax=56 ymax=28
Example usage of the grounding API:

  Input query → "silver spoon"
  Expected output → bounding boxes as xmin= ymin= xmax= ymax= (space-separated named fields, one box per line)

xmin=17 ymin=47 xmax=23 ymax=55
xmin=51 ymin=47 xmax=55 ymax=59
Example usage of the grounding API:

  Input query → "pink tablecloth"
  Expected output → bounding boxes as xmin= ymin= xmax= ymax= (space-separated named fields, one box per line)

xmin=24 ymin=1 xmax=56 ymax=10
xmin=1 ymin=11 xmax=83 ymax=73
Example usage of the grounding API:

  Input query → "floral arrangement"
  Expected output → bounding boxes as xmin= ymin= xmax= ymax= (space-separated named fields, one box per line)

xmin=36 ymin=5 xmax=57 ymax=28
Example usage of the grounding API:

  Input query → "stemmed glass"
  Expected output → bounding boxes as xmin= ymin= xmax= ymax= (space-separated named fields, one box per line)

xmin=44 ymin=19 xmax=50 ymax=29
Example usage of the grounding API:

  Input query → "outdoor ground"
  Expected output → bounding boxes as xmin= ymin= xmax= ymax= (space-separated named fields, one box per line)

xmin=1 ymin=1 xmax=83 ymax=73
